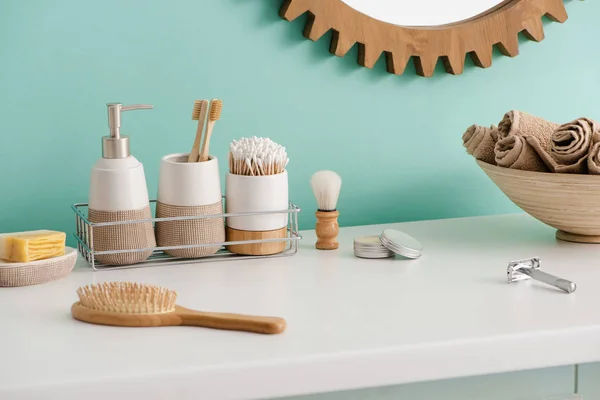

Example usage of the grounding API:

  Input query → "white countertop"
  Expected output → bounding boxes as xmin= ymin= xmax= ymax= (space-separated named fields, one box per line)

xmin=2 ymin=213 xmax=600 ymax=400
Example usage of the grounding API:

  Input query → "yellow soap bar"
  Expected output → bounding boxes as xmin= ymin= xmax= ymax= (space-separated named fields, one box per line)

xmin=0 ymin=230 xmax=66 ymax=262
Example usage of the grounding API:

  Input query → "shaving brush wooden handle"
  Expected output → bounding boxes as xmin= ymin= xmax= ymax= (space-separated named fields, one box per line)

xmin=315 ymin=210 xmax=339 ymax=250
xmin=311 ymin=170 xmax=342 ymax=251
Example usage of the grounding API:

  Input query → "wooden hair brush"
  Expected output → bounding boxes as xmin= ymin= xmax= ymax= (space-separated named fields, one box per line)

xmin=71 ymin=282 xmax=286 ymax=334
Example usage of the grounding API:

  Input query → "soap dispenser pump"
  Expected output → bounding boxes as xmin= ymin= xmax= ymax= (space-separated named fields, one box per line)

xmin=88 ymin=103 xmax=157 ymax=266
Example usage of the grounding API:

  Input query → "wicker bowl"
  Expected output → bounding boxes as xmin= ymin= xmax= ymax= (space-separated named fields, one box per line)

xmin=477 ymin=160 xmax=600 ymax=243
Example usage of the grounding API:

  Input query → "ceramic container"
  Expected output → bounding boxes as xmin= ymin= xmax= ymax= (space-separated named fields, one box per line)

xmin=225 ymin=171 xmax=289 ymax=255
xmin=88 ymin=156 xmax=155 ymax=266
xmin=155 ymin=153 xmax=225 ymax=258
xmin=87 ymin=103 xmax=156 ymax=267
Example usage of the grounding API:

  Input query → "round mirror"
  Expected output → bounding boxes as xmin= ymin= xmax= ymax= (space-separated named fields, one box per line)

xmin=279 ymin=0 xmax=570 ymax=77
xmin=341 ymin=0 xmax=505 ymax=26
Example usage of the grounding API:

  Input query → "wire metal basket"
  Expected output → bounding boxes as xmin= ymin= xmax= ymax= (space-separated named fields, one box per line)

xmin=72 ymin=198 xmax=302 ymax=271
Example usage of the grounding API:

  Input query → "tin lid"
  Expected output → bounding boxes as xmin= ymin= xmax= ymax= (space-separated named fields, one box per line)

xmin=353 ymin=235 xmax=395 ymax=259
xmin=379 ymin=229 xmax=422 ymax=259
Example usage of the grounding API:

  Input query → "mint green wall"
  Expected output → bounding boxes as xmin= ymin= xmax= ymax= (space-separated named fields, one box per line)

xmin=0 ymin=0 xmax=594 ymax=243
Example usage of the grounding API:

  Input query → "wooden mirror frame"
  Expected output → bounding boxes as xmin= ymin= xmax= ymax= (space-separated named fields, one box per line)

xmin=279 ymin=0 xmax=568 ymax=77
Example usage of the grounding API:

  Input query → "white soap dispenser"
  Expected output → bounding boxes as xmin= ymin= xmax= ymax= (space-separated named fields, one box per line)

xmin=88 ymin=103 xmax=156 ymax=266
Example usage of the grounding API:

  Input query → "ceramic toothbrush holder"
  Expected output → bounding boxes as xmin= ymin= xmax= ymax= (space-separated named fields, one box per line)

xmin=155 ymin=153 xmax=225 ymax=258
xmin=225 ymin=171 xmax=289 ymax=255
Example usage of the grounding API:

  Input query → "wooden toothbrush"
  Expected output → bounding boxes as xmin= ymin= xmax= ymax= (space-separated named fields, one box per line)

xmin=188 ymin=99 xmax=209 ymax=163
xmin=71 ymin=282 xmax=286 ymax=334
xmin=199 ymin=99 xmax=222 ymax=162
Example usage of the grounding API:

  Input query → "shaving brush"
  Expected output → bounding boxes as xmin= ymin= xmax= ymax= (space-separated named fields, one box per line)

xmin=310 ymin=170 xmax=342 ymax=250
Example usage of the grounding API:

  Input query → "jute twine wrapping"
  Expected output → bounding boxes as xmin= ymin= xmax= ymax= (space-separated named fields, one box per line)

xmin=155 ymin=201 xmax=225 ymax=258
xmin=0 ymin=251 xmax=77 ymax=287
xmin=88 ymin=206 xmax=156 ymax=266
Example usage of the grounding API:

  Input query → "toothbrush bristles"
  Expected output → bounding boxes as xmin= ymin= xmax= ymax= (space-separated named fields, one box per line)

xmin=191 ymin=100 xmax=204 ymax=121
xmin=210 ymin=99 xmax=223 ymax=121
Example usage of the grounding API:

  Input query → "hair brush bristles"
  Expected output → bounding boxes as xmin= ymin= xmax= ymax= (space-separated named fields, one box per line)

xmin=209 ymin=99 xmax=222 ymax=121
xmin=310 ymin=170 xmax=342 ymax=212
xmin=76 ymin=282 xmax=177 ymax=314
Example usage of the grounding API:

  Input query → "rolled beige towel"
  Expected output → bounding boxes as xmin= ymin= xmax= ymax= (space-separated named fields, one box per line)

xmin=588 ymin=138 xmax=600 ymax=174
xmin=497 ymin=110 xmax=559 ymax=148
xmin=549 ymin=118 xmax=598 ymax=173
xmin=495 ymin=135 xmax=549 ymax=172
xmin=497 ymin=110 xmax=559 ymax=172
xmin=462 ymin=124 xmax=497 ymax=165
xmin=527 ymin=117 xmax=598 ymax=174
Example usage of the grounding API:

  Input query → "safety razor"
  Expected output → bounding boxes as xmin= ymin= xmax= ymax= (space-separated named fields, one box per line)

xmin=507 ymin=257 xmax=576 ymax=294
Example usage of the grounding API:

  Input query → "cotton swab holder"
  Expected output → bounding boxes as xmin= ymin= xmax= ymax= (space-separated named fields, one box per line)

xmin=226 ymin=172 xmax=289 ymax=255
xmin=225 ymin=137 xmax=290 ymax=256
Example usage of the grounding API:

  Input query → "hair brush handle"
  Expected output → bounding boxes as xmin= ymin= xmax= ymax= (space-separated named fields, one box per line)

xmin=71 ymin=302 xmax=286 ymax=334
xmin=175 ymin=306 xmax=286 ymax=334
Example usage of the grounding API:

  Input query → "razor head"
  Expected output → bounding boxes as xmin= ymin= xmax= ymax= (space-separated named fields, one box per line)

xmin=507 ymin=257 xmax=541 ymax=283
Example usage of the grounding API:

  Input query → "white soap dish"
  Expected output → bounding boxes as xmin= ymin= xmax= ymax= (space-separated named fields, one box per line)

xmin=0 ymin=247 xmax=78 ymax=287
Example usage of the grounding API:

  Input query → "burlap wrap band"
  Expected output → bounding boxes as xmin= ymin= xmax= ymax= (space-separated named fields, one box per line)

xmin=155 ymin=200 xmax=225 ymax=258
xmin=88 ymin=206 xmax=156 ymax=266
